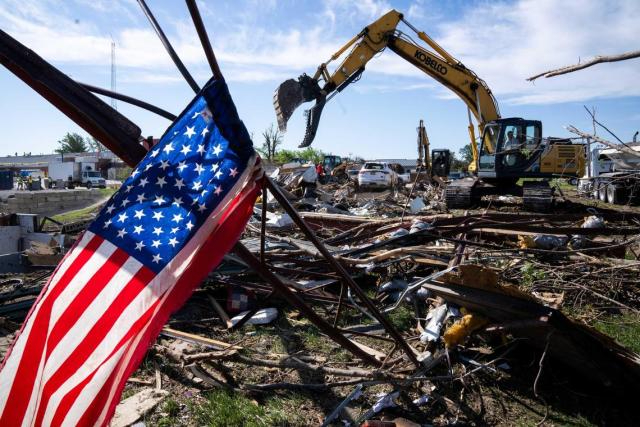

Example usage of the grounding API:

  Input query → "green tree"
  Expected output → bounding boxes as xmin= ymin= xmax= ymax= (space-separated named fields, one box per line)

xmin=56 ymin=132 xmax=88 ymax=154
xmin=86 ymin=136 xmax=107 ymax=154
xmin=257 ymin=124 xmax=283 ymax=161
xmin=458 ymin=143 xmax=474 ymax=164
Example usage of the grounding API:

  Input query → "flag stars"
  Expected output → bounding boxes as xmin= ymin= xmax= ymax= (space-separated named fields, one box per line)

xmin=156 ymin=176 xmax=167 ymax=188
xmin=153 ymin=195 xmax=165 ymax=205
xmin=197 ymin=202 xmax=207 ymax=212
xmin=200 ymin=189 xmax=208 ymax=197
xmin=106 ymin=205 xmax=115 ymax=214
xmin=174 ymin=178 xmax=185 ymax=190
xmin=152 ymin=254 xmax=162 ymax=264
xmin=214 ymin=169 xmax=223 ymax=179
xmin=172 ymin=197 xmax=183 ymax=207
xmin=133 ymin=225 xmax=144 ymax=235
xmin=229 ymin=167 xmax=238 ymax=177
xmin=131 ymin=169 xmax=140 ymax=178
xmin=168 ymin=237 xmax=179 ymax=247
xmin=201 ymin=127 xmax=210 ymax=137
xmin=186 ymin=221 xmax=194 ymax=231
xmin=196 ymin=144 xmax=205 ymax=155
xmin=172 ymin=213 xmax=184 ymax=223
xmin=152 ymin=211 xmax=164 ymax=221
xmin=135 ymin=241 xmax=145 ymax=251
xmin=125 ymin=184 xmax=133 ymax=193
xmin=151 ymin=240 xmax=161 ymax=249
xmin=152 ymin=227 xmax=163 ymax=236
xmin=145 ymin=164 xmax=153 ymax=171
xmin=180 ymin=144 xmax=191 ymax=156
xmin=120 ymin=198 xmax=130 ymax=208
xmin=191 ymin=111 xmax=200 ymax=119
xmin=193 ymin=163 xmax=204 ymax=174
xmin=139 ymin=177 xmax=149 ymax=188
xmin=116 ymin=229 xmax=127 ymax=239
xmin=192 ymin=180 xmax=203 ymax=191
xmin=184 ymin=126 xmax=196 ymax=138
xmin=159 ymin=160 xmax=170 ymax=170
xmin=163 ymin=142 xmax=175 ymax=154
xmin=212 ymin=144 xmax=223 ymax=156
xmin=136 ymin=193 xmax=147 ymax=203
xmin=214 ymin=186 xmax=223 ymax=196
xmin=150 ymin=149 xmax=160 ymax=158
xmin=117 ymin=212 xmax=128 ymax=223
xmin=170 ymin=227 xmax=179 ymax=234
xmin=134 ymin=209 xmax=145 ymax=220
xmin=177 ymin=161 xmax=188 ymax=172
xmin=103 ymin=219 xmax=112 ymax=229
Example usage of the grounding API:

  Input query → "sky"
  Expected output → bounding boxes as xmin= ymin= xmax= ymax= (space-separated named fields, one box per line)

xmin=1 ymin=0 xmax=639 ymax=159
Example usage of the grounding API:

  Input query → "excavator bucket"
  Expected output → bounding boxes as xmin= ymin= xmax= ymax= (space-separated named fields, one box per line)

xmin=273 ymin=74 xmax=325 ymax=146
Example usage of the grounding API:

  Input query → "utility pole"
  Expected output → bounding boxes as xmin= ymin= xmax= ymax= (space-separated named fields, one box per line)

xmin=110 ymin=39 xmax=117 ymax=110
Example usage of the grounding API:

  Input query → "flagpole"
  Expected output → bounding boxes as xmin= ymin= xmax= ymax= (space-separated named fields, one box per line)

xmin=185 ymin=0 xmax=224 ymax=81
xmin=136 ymin=0 xmax=201 ymax=93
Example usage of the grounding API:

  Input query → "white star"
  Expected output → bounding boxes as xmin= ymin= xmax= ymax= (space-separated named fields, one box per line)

xmin=185 ymin=221 xmax=194 ymax=231
xmin=180 ymin=144 xmax=192 ymax=156
xmin=214 ymin=169 xmax=223 ymax=179
xmin=229 ymin=167 xmax=238 ymax=177
xmin=210 ymin=163 xmax=219 ymax=172
xmin=152 ymin=227 xmax=162 ymax=236
xmin=134 ymin=209 xmax=145 ymax=220
xmin=135 ymin=241 xmax=145 ymax=251
xmin=177 ymin=161 xmax=188 ymax=172
xmin=170 ymin=227 xmax=179 ymax=234
xmin=121 ymin=198 xmax=130 ymax=208
xmin=172 ymin=197 xmax=183 ymax=207
xmin=191 ymin=198 xmax=199 ymax=206
xmin=196 ymin=144 xmax=205 ymax=155
xmin=168 ymin=237 xmax=179 ymax=247
xmin=152 ymin=211 xmax=164 ymax=221
xmin=139 ymin=177 xmax=149 ymax=188
xmin=159 ymin=160 xmax=170 ymax=170
xmin=106 ymin=205 xmax=115 ymax=214
xmin=133 ymin=225 xmax=144 ymax=235
xmin=145 ymin=163 xmax=153 ymax=171
xmin=163 ymin=142 xmax=174 ymax=154
xmin=197 ymin=202 xmax=207 ymax=212
xmin=201 ymin=127 xmax=209 ymax=137
xmin=193 ymin=163 xmax=204 ymax=174
xmin=152 ymin=254 xmax=162 ymax=264
xmin=174 ymin=178 xmax=185 ymax=190
xmin=136 ymin=193 xmax=147 ymax=203
xmin=212 ymin=144 xmax=223 ymax=156
xmin=192 ymin=180 xmax=203 ymax=191
xmin=214 ymin=186 xmax=223 ymax=196
xmin=156 ymin=176 xmax=167 ymax=188
xmin=117 ymin=229 xmax=127 ymax=238
xmin=191 ymin=111 xmax=200 ymax=119
xmin=150 ymin=149 xmax=160 ymax=158
xmin=151 ymin=239 xmax=161 ymax=248
xmin=184 ymin=126 xmax=196 ymax=138
xmin=125 ymin=184 xmax=133 ymax=193
xmin=131 ymin=169 xmax=140 ymax=178
xmin=154 ymin=195 xmax=165 ymax=205
xmin=103 ymin=219 xmax=112 ymax=229
xmin=117 ymin=212 xmax=128 ymax=223
xmin=200 ymin=189 xmax=208 ymax=197
xmin=172 ymin=213 xmax=184 ymax=223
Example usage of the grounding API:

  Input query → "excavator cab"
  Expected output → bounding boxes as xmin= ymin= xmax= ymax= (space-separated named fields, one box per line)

xmin=477 ymin=118 xmax=544 ymax=179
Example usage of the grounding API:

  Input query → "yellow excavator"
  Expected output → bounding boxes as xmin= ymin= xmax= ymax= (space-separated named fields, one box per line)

xmin=273 ymin=9 xmax=585 ymax=210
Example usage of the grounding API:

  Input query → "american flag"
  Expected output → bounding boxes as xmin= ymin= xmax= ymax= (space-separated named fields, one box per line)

xmin=0 ymin=79 xmax=261 ymax=426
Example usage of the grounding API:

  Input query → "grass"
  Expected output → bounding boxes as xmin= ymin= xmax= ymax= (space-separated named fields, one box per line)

xmin=387 ymin=305 xmax=415 ymax=332
xmin=190 ymin=389 xmax=307 ymax=427
xmin=520 ymin=262 xmax=547 ymax=288
xmin=593 ymin=312 xmax=640 ymax=354
xmin=50 ymin=187 xmax=115 ymax=223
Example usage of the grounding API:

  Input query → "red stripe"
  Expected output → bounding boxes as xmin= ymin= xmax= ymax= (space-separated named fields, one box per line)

xmin=0 ymin=234 xmax=104 ymax=427
xmin=34 ymin=265 xmax=155 ymax=427
xmin=51 ymin=293 xmax=163 ymax=427
xmin=31 ymin=249 xmax=133 ymax=425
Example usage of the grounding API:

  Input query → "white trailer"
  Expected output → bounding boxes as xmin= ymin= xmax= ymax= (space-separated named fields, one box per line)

xmin=48 ymin=157 xmax=106 ymax=189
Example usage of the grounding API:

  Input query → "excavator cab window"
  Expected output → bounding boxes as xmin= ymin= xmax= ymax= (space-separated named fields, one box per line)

xmin=498 ymin=121 xmax=543 ymax=172
xmin=479 ymin=124 xmax=499 ymax=170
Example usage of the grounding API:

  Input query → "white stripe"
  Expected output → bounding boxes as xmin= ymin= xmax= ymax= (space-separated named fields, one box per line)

xmin=60 ymin=342 xmax=130 ymax=427
xmin=95 ymin=158 xmax=260 ymax=424
xmin=39 ymin=257 xmax=142 ymax=426
xmin=19 ymin=354 xmax=46 ymax=427
xmin=0 ymin=231 xmax=93 ymax=418
xmin=49 ymin=238 xmax=118 ymax=327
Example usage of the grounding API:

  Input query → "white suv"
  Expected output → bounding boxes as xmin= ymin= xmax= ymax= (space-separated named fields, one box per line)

xmin=357 ymin=162 xmax=398 ymax=189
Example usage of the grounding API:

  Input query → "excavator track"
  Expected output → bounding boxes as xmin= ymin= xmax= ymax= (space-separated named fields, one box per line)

xmin=522 ymin=181 xmax=554 ymax=212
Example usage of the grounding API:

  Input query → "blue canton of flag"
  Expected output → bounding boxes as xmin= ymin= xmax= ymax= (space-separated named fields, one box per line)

xmin=89 ymin=79 xmax=256 ymax=272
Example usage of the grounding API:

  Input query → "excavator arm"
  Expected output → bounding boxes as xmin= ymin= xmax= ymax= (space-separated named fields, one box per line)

xmin=273 ymin=9 xmax=500 ymax=169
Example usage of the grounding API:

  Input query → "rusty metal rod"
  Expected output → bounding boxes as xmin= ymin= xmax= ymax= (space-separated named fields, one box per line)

xmin=185 ymin=0 xmax=223 ymax=80
xmin=136 ymin=0 xmax=200 ymax=93
xmin=265 ymin=178 xmax=420 ymax=367
xmin=233 ymin=242 xmax=380 ymax=366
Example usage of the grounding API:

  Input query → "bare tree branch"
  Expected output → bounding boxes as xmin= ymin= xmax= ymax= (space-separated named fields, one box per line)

xmin=528 ymin=50 xmax=640 ymax=81
xmin=565 ymin=125 xmax=640 ymax=159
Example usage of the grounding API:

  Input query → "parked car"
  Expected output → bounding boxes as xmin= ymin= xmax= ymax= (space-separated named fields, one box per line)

xmin=388 ymin=163 xmax=411 ymax=184
xmin=357 ymin=162 xmax=398 ymax=189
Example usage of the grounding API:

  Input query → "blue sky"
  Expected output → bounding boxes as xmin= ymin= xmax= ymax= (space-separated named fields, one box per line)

xmin=1 ymin=0 xmax=639 ymax=159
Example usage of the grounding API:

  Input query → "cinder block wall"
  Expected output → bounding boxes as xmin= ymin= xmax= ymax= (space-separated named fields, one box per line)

xmin=0 ymin=189 xmax=104 ymax=216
